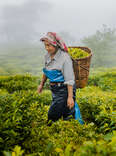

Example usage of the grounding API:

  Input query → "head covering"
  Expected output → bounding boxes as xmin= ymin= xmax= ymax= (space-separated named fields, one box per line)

xmin=40 ymin=32 xmax=68 ymax=52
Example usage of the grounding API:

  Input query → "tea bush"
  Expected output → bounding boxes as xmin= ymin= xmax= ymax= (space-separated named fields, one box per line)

xmin=0 ymin=69 xmax=116 ymax=155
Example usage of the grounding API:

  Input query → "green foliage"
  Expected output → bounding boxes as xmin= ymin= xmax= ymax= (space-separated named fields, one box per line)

xmin=68 ymin=47 xmax=89 ymax=59
xmin=88 ymin=70 xmax=116 ymax=91
xmin=77 ymin=86 xmax=116 ymax=133
xmin=0 ymin=68 xmax=116 ymax=155
xmin=0 ymin=73 xmax=50 ymax=93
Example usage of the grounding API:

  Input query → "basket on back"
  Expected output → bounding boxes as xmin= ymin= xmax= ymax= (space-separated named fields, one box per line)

xmin=68 ymin=46 xmax=93 ymax=89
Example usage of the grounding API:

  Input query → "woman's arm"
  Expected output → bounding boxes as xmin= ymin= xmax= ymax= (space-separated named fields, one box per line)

xmin=37 ymin=74 xmax=47 ymax=94
xmin=67 ymin=85 xmax=73 ymax=98
xmin=40 ymin=73 xmax=47 ymax=87
xmin=63 ymin=54 xmax=75 ymax=86
xmin=62 ymin=53 xmax=75 ymax=109
xmin=67 ymin=85 xmax=74 ymax=109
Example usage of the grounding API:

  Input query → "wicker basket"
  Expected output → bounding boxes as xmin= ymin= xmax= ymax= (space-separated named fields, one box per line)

xmin=68 ymin=46 xmax=93 ymax=89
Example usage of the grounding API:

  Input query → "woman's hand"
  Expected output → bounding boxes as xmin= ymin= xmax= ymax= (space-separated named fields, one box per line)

xmin=37 ymin=84 xmax=43 ymax=94
xmin=67 ymin=97 xmax=74 ymax=109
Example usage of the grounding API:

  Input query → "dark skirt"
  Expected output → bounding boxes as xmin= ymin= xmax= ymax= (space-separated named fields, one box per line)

xmin=47 ymin=82 xmax=77 ymax=123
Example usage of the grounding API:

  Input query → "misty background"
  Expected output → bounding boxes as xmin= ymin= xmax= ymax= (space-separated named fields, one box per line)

xmin=0 ymin=0 xmax=116 ymax=75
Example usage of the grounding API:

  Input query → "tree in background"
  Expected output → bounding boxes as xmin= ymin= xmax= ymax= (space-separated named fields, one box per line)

xmin=82 ymin=25 xmax=116 ymax=67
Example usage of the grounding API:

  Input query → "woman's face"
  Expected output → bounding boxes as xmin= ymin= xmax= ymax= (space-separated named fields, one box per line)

xmin=44 ymin=40 xmax=57 ymax=55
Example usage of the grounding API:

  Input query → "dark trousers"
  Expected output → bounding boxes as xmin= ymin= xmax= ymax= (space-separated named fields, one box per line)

xmin=47 ymin=82 xmax=76 ymax=125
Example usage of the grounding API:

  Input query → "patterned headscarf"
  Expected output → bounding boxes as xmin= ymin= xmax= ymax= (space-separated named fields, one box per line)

xmin=40 ymin=32 xmax=68 ymax=52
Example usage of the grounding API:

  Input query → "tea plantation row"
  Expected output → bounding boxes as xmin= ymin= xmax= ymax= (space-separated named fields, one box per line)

xmin=0 ymin=69 xmax=116 ymax=155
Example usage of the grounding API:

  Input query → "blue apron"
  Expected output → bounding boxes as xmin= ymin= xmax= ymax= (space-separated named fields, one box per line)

xmin=43 ymin=67 xmax=84 ymax=125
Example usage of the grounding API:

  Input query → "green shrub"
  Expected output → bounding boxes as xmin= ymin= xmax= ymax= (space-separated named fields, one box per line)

xmin=0 ymin=68 xmax=116 ymax=155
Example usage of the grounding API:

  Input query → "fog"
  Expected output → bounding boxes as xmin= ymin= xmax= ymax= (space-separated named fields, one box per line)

xmin=0 ymin=0 xmax=116 ymax=44
xmin=0 ymin=0 xmax=51 ymax=44
xmin=0 ymin=0 xmax=116 ymax=75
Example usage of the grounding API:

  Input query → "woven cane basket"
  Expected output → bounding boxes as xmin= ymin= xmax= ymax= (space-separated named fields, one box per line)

xmin=68 ymin=46 xmax=93 ymax=89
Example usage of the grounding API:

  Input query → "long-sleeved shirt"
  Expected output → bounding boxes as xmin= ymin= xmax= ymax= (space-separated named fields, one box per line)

xmin=43 ymin=48 xmax=75 ymax=86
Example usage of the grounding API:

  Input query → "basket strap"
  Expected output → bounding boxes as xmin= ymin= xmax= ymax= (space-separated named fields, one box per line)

xmin=74 ymin=60 xmax=89 ymax=72
xmin=79 ymin=65 xmax=89 ymax=72
xmin=78 ymin=61 xmax=81 ymax=86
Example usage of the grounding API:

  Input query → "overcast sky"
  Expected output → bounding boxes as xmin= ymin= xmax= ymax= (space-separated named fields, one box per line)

xmin=0 ymin=0 xmax=116 ymax=44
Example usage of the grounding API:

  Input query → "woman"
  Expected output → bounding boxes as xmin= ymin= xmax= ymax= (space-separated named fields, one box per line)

xmin=37 ymin=32 xmax=83 ymax=125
